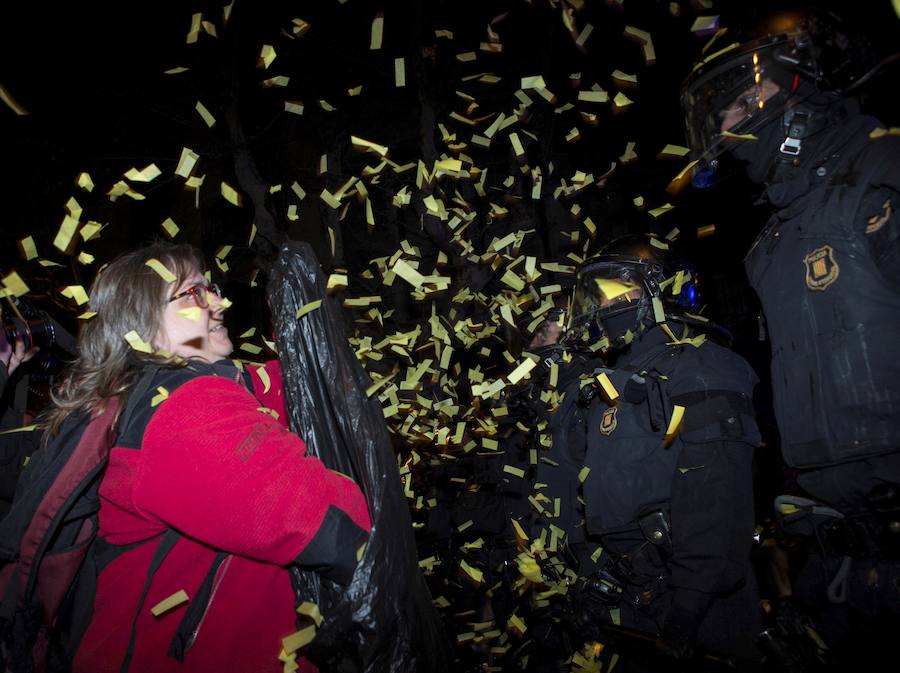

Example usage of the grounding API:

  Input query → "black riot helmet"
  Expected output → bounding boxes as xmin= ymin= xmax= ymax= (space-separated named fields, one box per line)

xmin=680 ymin=5 xmax=885 ymax=187
xmin=568 ymin=235 xmax=703 ymax=353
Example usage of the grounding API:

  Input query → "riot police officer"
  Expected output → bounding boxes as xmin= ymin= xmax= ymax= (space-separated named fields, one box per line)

xmin=570 ymin=235 xmax=762 ymax=670
xmin=680 ymin=9 xmax=900 ymax=664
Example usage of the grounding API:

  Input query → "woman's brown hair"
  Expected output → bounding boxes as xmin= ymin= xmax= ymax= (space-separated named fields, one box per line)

xmin=41 ymin=242 xmax=204 ymax=435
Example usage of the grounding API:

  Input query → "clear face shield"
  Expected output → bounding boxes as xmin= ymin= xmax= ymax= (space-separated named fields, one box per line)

xmin=681 ymin=34 xmax=806 ymax=187
xmin=568 ymin=262 xmax=647 ymax=347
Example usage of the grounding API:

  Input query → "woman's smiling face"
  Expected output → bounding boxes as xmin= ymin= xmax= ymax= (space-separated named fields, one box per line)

xmin=155 ymin=271 xmax=233 ymax=363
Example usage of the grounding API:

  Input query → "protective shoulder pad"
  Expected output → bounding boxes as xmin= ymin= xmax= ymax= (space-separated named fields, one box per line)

xmin=668 ymin=342 xmax=761 ymax=446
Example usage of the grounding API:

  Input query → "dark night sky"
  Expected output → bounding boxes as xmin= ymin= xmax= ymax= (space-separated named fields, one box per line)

xmin=1 ymin=0 xmax=897 ymax=351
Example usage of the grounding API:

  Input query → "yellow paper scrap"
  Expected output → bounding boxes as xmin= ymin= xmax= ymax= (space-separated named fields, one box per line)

xmin=258 ymin=44 xmax=276 ymax=69
xmin=596 ymin=278 xmax=638 ymax=301
xmin=76 ymin=172 xmax=94 ymax=192
xmin=652 ymin=296 xmax=666 ymax=323
xmin=507 ymin=358 xmax=537 ymax=384
xmin=160 ymin=217 xmax=179 ymax=239
xmin=460 ymin=560 xmax=484 ymax=584
xmin=150 ymin=589 xmax=189 ymax=617
xmin=282 ymin=626 xmax=316 ymax=655
xmin=61 ymin=285 xmax=89 ymax=305
xmin=255 ymin=365 xmax=271 ymax=394
xmin=613 ymin=92 xmax=633 ymax=109
xmin=665 ymin=404 xmax=685 ymax=440
xmin=125 ymin=164 xmax=162 ymax=182
xmin=596 ymin=372 xmax=619 ymax=402
xmin=53 ymin=215 xmax=79 ymax=254
xmin=221 ymin=181 xmax=241 ymax=206
xmin=0 ymin=82 xmax=29 ymax=115
xmin=657 ymin=144 xmax=690 ymax=159
xmin=649 ymin=203 xmax=674 ymax=218
xmin=296 ymin=602 xmax=323 ymax=627
xmin=150 ymin=387 xmax=170 ymax=407
xmin=578 ymin=466 xmax=590 ymax=483
xmin=124 ymin=330 xmax=154 ymax=354
xmin=175 ymin=148 xmax=199 ymax=178
xmin=393 ymin=259 xmax=425 ymax=288
xmin=195 ymin=100 xmax=216 ymax=127
xmin=697 ymin=224 xmax=716 ymax=238
xmin=503 ymin=465 xmax=525 ymax=478
xmin=394 ymin=58 xmax=406 ymax=87
xmin=177 ymin=307 xmax=203 ymax=322
xmin=370 ymin=12 xmax=384 ymax=49
xmin=145 ymin=258 xmax=177 ymax=283
xmin=19 ymin=236 xmax=37 ymax=262
xmin=2 ymin=271 xmax=29 ymax=298
xmin=296 ymin=300 xmax=323 ymax=319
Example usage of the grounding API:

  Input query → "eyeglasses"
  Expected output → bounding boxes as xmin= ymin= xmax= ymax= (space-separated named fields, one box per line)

xmin=167 ymin=283 xmax=222 ymax=309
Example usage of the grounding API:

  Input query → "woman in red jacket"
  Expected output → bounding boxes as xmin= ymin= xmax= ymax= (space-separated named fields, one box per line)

xmin=42 ymin=242 xmax=370 ymax=673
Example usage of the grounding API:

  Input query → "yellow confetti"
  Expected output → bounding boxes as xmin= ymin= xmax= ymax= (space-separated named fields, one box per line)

xmin=370 ymin=12 xmax=384 ymax=49
xmin=596 ymin=372 xmax=618 ymax=402
xmin=649 ymin=203 xmax=675 ymax=218
xmin=124 ymin=330 xmax=154 ymax=354
xmin=0 ymin=82 xmax=29 ymax=115
xmin=460 ymin=560 xmax=484 ymax=584
xmin=76 ymin=172 xmax=94 ymax=192
xmin=578 ymin=466 xmax=590 ymax=483
xmin=282 ymin=626 xmax=316 ymax=655
xmin=697 ymin=224 xmax=716 ymax=238
xmin=124 ymin=164 xmax=162 ymax=182
xmin=503 ymin=465 xmax=525 ymax=478
xmin=150 ymin=589 xmax=189 ymax=617
xmin=221 ymin=181 xmax=242 ymax=206
xmin=175 ymin=147 xmax=199 ymax=178
xmin=160 ymin=217 xmax=179 ymax=238
xmin=652 ymin=296 xmax=666 ymax=323
xmin=2 ymin=271 xmax=29 ymax=298
xmin=657 ymin=144 xmax=690 ymax=159
xmin=145 ymin=258 xmax=177 ymax=283
xmin=0 ymin=425 xmax=37 ymax=435
xmin=176 ymin=307 xmax=203 ymax=322
xmin=61 ymin=285 xmax=90 ymax=305
xmin=258 ymin=44 xmax=276 ymax=69
xmin=613 ymin=92 xmax=633 ymax=109
xmin=77 ymin=311 xmax=97 ymax=320
xmin=393 ymin=259 xmax=425 ymax=288
xmin=150 ymin=387 xmax=170 ymax=407
xmin=596 ymin=278 xmax=638 ymax=301
xmin=394 ymin=58 xmax=406 ymax=87
xmin=255 ymin=365 xmax=271 ymax=394
xmin=665 ymin=405 xmax=685 ymax=443
xmin=507 ymin=358 xmax=537 ymax=384
xmin=195 ymin=100 xmax=216 ymax=127
xmin=53 ymin=215 xmax=79 ymax=254
xmin=296 ymin=602 xmax=323 ymax=627
xmin=296 ymin=299 xmax=322 ymax=319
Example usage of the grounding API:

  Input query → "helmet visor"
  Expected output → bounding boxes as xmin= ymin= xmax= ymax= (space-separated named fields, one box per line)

xmin=570 ymin=262 xmax=644 ymax=331
xmin=681 ymin=35 xmax=796 ymax=173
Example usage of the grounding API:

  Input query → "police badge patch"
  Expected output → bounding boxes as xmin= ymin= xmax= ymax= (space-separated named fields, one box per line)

xmin=600 ymin=406 xmax=618 ymax=435
xmin=804 ymin=244 xmax=839 ymax=290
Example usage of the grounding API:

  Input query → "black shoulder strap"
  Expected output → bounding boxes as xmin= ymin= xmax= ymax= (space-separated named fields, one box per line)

xmin=119 ymin=528 xmax=180 ymax=673
xmin=116 ymin=366 xmax=162 ymax=440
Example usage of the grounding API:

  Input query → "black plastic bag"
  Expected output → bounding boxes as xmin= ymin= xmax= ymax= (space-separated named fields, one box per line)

xmin=267 ymin=241 xmax=452 ymax=673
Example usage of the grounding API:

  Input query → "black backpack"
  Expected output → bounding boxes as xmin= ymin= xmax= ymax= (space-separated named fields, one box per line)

xmin=0 ymin=397 xmax=120 ymax=672
xmin=0 ymin=370 xmax=179 ymax=673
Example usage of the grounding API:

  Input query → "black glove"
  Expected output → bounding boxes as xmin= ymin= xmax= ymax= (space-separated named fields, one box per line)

xmin=656 ymin=603 xmax=704 ymax=662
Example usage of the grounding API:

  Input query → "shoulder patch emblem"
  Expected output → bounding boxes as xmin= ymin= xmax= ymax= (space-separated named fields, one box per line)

xmin=804 ymin=245 xmax=839 ymax=291
xmin=600 ymin=406 xmax=618 ymax=435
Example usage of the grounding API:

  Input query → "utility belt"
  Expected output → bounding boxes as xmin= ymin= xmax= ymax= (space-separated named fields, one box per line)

xmin=775 ymin=488 xmax=900 ymax=561
xmin=578 ymin=510 xmax=673 ymax=610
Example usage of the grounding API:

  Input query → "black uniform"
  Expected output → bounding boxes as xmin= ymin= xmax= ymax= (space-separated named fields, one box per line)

xmin=581 ymin=326 xmax=761 ymax=665
xmin=742 ymin=100 xmax=900 ymax=663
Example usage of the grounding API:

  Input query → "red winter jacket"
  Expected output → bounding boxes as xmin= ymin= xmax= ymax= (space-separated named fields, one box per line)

xmin=72 ymin=361 xmax=370 ymax=673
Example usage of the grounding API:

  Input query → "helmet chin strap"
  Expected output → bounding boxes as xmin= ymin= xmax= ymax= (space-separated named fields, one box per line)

xmin=767 ymin=106 xmax=812 ymax=183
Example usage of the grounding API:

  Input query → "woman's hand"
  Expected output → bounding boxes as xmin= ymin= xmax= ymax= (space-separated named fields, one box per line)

xmin=0 ymin=330 xmax=38 ymax=377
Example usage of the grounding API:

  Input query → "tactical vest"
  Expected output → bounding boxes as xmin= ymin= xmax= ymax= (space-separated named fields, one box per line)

xmin=583 ymin=342 xmax=683 ymax=534
xmin=745 ymin=130 xmax=900 ymax=469
xmin=582 ymin=331 xmax=760 ymax=535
